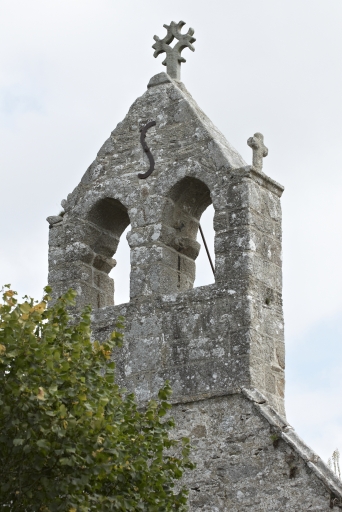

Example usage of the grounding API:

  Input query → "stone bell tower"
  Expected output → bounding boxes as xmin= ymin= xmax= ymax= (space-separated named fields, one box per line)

xmin=47 ymin=21 xmax=342 ymax=510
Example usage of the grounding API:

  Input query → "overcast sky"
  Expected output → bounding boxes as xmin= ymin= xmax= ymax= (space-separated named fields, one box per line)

xmin=1 ymin=0 xmax=341 ymax=463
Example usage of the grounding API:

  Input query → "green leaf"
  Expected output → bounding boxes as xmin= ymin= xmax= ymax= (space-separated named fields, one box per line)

xmin=60 ymin=458 xmax=73 ymax=466
xmin=13 ymin=439 xmax=25 ymax=446
xmin=0 ymin=285 xmax=193 ymax=510
xmin=37 ymin=439 xmax=51 ymax=450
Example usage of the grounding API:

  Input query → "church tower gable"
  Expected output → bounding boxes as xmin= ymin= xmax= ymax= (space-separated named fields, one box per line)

xmin=47 ymin=21 xmax=342 ymax=510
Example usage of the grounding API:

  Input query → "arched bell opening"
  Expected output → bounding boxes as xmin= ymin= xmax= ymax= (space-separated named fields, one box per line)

xmin=163 ymin=177 xmax=214 ymax=293
xmin=85 ymin=197 xmax=130 ymax=307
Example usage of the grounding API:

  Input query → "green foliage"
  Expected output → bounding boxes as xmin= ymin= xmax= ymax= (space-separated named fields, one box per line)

xmin=0 ymin=286 xmax=194 ymax=511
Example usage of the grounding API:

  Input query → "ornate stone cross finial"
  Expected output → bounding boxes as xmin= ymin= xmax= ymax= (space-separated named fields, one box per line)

xmin=152 ymin=21 xmax=196 ymax=80
xmin=247 ymin=132 xmax=268 ymax=172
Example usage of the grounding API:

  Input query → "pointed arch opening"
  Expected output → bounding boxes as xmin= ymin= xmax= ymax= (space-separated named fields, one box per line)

xmin=163 ymin=177 xmax=215 ymax=293
xmin=85 ymin=197 xmax=130 ymax=307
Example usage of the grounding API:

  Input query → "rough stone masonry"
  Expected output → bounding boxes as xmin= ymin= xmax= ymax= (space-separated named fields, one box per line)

xmin=47 ymin=21 xmax=342 ymax=511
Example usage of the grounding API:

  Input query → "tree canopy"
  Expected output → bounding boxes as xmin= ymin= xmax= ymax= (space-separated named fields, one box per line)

xmin=0 ymin=286 xmax=193 ymax=511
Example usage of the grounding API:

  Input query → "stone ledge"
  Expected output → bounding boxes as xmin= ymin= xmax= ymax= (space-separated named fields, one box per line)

xmin=168 ymin=387 xmax=241 ymax=406
xmin=46 ymin=215 xmax=63 ymax=227
xmin=250 ymin=166 xmax=285 ymax=197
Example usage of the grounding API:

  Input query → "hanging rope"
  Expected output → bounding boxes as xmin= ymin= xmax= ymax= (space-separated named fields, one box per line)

xmin=199 ymin=224 xmax=215 ymax=277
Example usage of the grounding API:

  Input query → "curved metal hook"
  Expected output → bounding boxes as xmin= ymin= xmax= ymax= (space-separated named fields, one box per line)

xmin=138 ymin=121 xmax=156 ymax=179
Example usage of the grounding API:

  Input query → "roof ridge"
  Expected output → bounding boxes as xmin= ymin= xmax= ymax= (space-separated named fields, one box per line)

xmin=242 ymin=387 xmax=342 ymax=501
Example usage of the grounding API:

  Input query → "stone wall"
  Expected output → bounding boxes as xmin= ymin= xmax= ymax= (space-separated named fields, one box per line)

xmin=172 ymin=393 xmax=339 ymax=511
xmin=48 ymin=72 xmax=285 ymax=414
xmin=47 ymin=71 xmax=342 ymax=509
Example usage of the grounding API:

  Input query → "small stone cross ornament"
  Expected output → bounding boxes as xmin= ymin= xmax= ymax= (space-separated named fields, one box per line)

xmin=247 ymin=132 xmax=268 ymax=172
xmin=152 ymin=21 xmax=196 ymax=80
